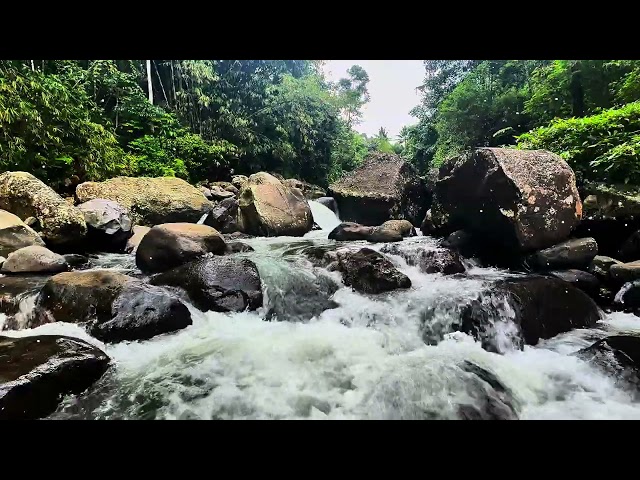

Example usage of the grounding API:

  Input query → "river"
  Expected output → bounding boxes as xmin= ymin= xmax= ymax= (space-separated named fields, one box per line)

xmin=2 ymin=201 xmax=640 ymax=419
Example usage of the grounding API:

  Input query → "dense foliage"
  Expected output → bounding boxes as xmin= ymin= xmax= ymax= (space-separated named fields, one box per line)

xmin=0 ymin=60 xmax=374 ymax=189
xmin=405 ymin=59 xmax=640 ymax=186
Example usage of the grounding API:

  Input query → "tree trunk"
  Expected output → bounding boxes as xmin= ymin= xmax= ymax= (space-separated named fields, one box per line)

xmin=570 ymin=64 xmax=585 ymax=117
xmin=146 ymin=60 xmax=154 ymax=104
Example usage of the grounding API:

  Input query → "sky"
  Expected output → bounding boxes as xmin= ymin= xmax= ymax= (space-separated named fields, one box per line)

xmin=322 ymin=60 xmax=425 ymax=140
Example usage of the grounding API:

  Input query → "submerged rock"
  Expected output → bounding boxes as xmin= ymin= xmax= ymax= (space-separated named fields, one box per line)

xmin=434 ymin=148 xmax=582 ymax=254
xmin=0 ymin=209 xmax=45 ymax=257
xmin=34 ymin=271 xmax=192 ymax=343
xmin=1 ymin=245 xmax=68 ymax=274
xmin=0 ymin=171 xmax=87 ymax=248
xmin=329 ymin=153 xmax=428 ymax=226
xmin=336 ymin=248 xmax=411 ymax=294
xmin=151 ymin=256 xmax=263 ymax=313
xmin=0 ymin=335 xmax=110 ymax=419
xmin=75 ymin=176 xmax=213 ymax=226
xmin=576 ymin=335 xmax=640 ymax=393
xmin=136 ymin=223 xmax=226 ymax=274
xmin=238 ymin=173 xmax=314 ymax=237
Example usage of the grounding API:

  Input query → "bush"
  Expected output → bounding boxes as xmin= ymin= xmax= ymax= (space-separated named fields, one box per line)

xmin=517 ymin=102 xmax=640 ymax=185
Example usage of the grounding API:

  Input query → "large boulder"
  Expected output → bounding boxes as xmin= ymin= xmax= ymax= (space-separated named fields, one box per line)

xmin=417 ymin=249 xmax=466 ymax=275
xmin=283 ymin=178 xmax=326 ymax=200
xmin=124 ymin=226 xmax=151 ymax=254
xmin=151 ymin=256 xmax=263 ymax=313
xmin=335 ymin=248 xmax=411 ymax=294
xmin=460 ymin=276 xmax=601 ymax=349
xmin=528 ymin=238 xmax=598 ymax=271
xmin=434 ymin=148 xmax=582 ymax=255
xmin=316 ymin=197 xmax=338 ymax=215
xmin=231 ymin=175 xmax=249 ymax=191
xmin=610 ymin=261 xmax=640 ymax=284
xmin=136 ymin=223 xmax=226 ymax=274
xmin=329 ymin=153 xmax=428 ymax=226
xmin=0 ymin=209 xmax=45 ymax=257
xmin=1 ymin=245 xmax=68 ymax=274
xmin=328 ymin=221 xmax=411 ymax=243
xmin=76 ymin=199 xmax=132 ymax=251
xmin=238 ymin=173 xmax=313 ymax=237
xmin=547 ymin=269 xmax=600 ymax=299
xmin=0 ymin=171 xmax=87 ymax=248
xmin=75 ymin=176 xmax=213 ymax=226
xmin=34 ymin=271 xmax=192 ymax=343
xmin=329 ymin=222 xmax=374 ymax=241
xmin=0 ymin=335 xmax=110 ymax=420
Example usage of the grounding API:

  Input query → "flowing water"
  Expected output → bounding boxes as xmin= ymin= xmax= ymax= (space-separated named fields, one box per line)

xmin=2 ymin=200 xmax=640 ymax=419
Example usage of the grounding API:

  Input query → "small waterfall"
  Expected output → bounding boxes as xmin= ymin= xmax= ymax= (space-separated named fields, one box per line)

xmin=197 ymin=212 xmax=209 ymax=225
xmin=309 ymin=200 xmax=341 ymax=231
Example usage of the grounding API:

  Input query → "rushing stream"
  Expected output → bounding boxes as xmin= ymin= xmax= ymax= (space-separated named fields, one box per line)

xmin=2 ymin=200 xmax=640 ymax=419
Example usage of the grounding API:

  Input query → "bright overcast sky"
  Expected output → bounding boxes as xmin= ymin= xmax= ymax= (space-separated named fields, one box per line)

xmin=322 ymin=60 xmax=425 ymax=140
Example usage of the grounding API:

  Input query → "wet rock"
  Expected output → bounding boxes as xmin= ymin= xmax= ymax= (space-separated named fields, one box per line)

xmin=0 ymin=209 xmax=45 ymax=257
xmin=75 ymin=176 xmax=213 ymax=226
xmin=1 ymin=245 xmax=68 ymax=274
xmin=618 ymin=230 xmax=640 ymax=262
xmin=205 ymin=197 xmax=240 ymax=233
xmin=441 ymin=230 xmax=475 ymax=256
xmin=238 ymin=173 xmax=314 ymax=237
xmin=418 ymin=249 xmax=466 ymax=275
xmin=576 ymin=335 xmax=640 ymax=392
xmin=610 ymin=261 xmax=640 ymax=284
xmin=34 ymin=271 xmax=192 ymax=342
xmin=375 ymin=219 xmax=416 ymax=238
xmin=151 ymin=256 xmax=263 ymax=313
xmin=136 ymin=223 xmax=226 ymax=274
xmin=547 ymin=269 xmax=600 ymax=298
xmin=329 ymin=153 xmax=428 ymax=226
xmin=316 ymin=197 xmax=338 ymax=215
xmin=366 ymin=226 xmax=403 ymax=243
xmin=336 ymin=248 xmax=411 ymax=294
xmin=283 ymin=178 xmax=326 ymax=200
xmin=223 ymin=232 xmax=255 ymax=241
xmin=528 ymin=238 xmax=598 ymax=271
xmin=225 ymin=241 xmax=254 ymax=254
xmin=63 ymin=254 xmax=89 ymax=268
xmin=457 ymin=361 xmax=519 ymax=420
xmin=435 ymin=148 xmax=582 ymax=254
xmin=329 ymin=222 xmax=374 ymax=241
xmin=0 ymin=335 xmax=110 ymax=419
xmin=124 ymin=225 xmax=151 ymax=254
xmin=461 ymin=276 xmax=601 ymax=348
xmin=209 ymin=185 xmax=235 ymax=201
xmin=613 ymin=280 xmax=640 ymax=313
xmin=0 ymin=171 xmax=87 ymax=248
xmin=588 ymin=255 xmax=623 ymax=282
xmin=420 ymin=201 xmax=454 ymax=238
xmin=77 ymin=199 xmax=133 ymax=252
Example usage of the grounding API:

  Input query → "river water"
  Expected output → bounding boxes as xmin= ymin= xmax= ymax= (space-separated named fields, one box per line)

xmin=2 ymin=201 xmax=640 ymax=419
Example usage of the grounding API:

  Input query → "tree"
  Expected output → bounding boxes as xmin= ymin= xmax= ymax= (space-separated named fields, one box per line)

xmin=334 ymin=65 xmax=370 ymax=126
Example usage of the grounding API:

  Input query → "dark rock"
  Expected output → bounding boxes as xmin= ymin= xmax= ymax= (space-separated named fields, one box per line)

xmin=151 ymin=256 xmax=263 ymax=313
xmin=366 ymin=227 xmax=403 ymax=243
xmin=316 ymin=197 xmax=338 ymax=215
xmin=238 ymin=173 xmax=313 ymax=237
xmin=547 ymin=269 xmax=600 ymax=298
xmin=63 ymin=254 xmax=89 ymax=268
xmin=223 ymin=232 xmax=255 ymax=241
xmin=528 ymin=237 xmax=598 ymax=271
xmin=441 ymin=230 xmax=476 ymax=256
xmin=329 ymin=152 xmax=428 ymax=226
xmin=610 ymin=261 xmax=640 ymax=284
xmin=435 ymin=148 xmax=582 ymax=254
xmin=0 ymin=209 xmax=45 ymax=257
xmin=329 ymin=222 xmax=374 ymax=241
xmin=124 ymin=225 xmax=150 ymax=254
xmin=0 ymin=335 xmax=110 ymax=419
xmin=225 ymin=241 xmax=254 ymax=254
xmin=576 ymin=335 xmax=640 ymax=392
xmin=33 ymin=271 xmax=192 ymax=342
xmin=312 ymin=222 xmax=322 ymax=231
xmin=613 ymin=280 xmax=640 ymax=312
xmin=456 ymin=361 xmax=519 ymax=420
xmin=76 ymin=176 xmax=213 ymax=226
xmin=0 ymin=171 xmax=87 ymax=248
xmin=336 ymin=248 xmax=411 ymax=294
xmin=588 ymin=255 xmax=623 ymax=282
xmin=205 ymin=197 xmax=240 ymax=234
xmin=77 ymin=199 xmax=133 ymax=252
xmin=418 ymin=249 xmax=465 ymax=275
xmin=1 ymin=245 xmax=68 ymax=274
xmin=461 ymin=276 xmax=601 ymax=349
xmin=136 ymin=223 xmax=226 ymax=274
xmin=0 ymin=275 xmax=49 ymax=318
xmin=618 ymin=230 xmax=640 ymax=262
xmin=283 ymin=178 xmax=326 ymax=200
xmin=89 ymin=282 xmax=193 ymax=343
